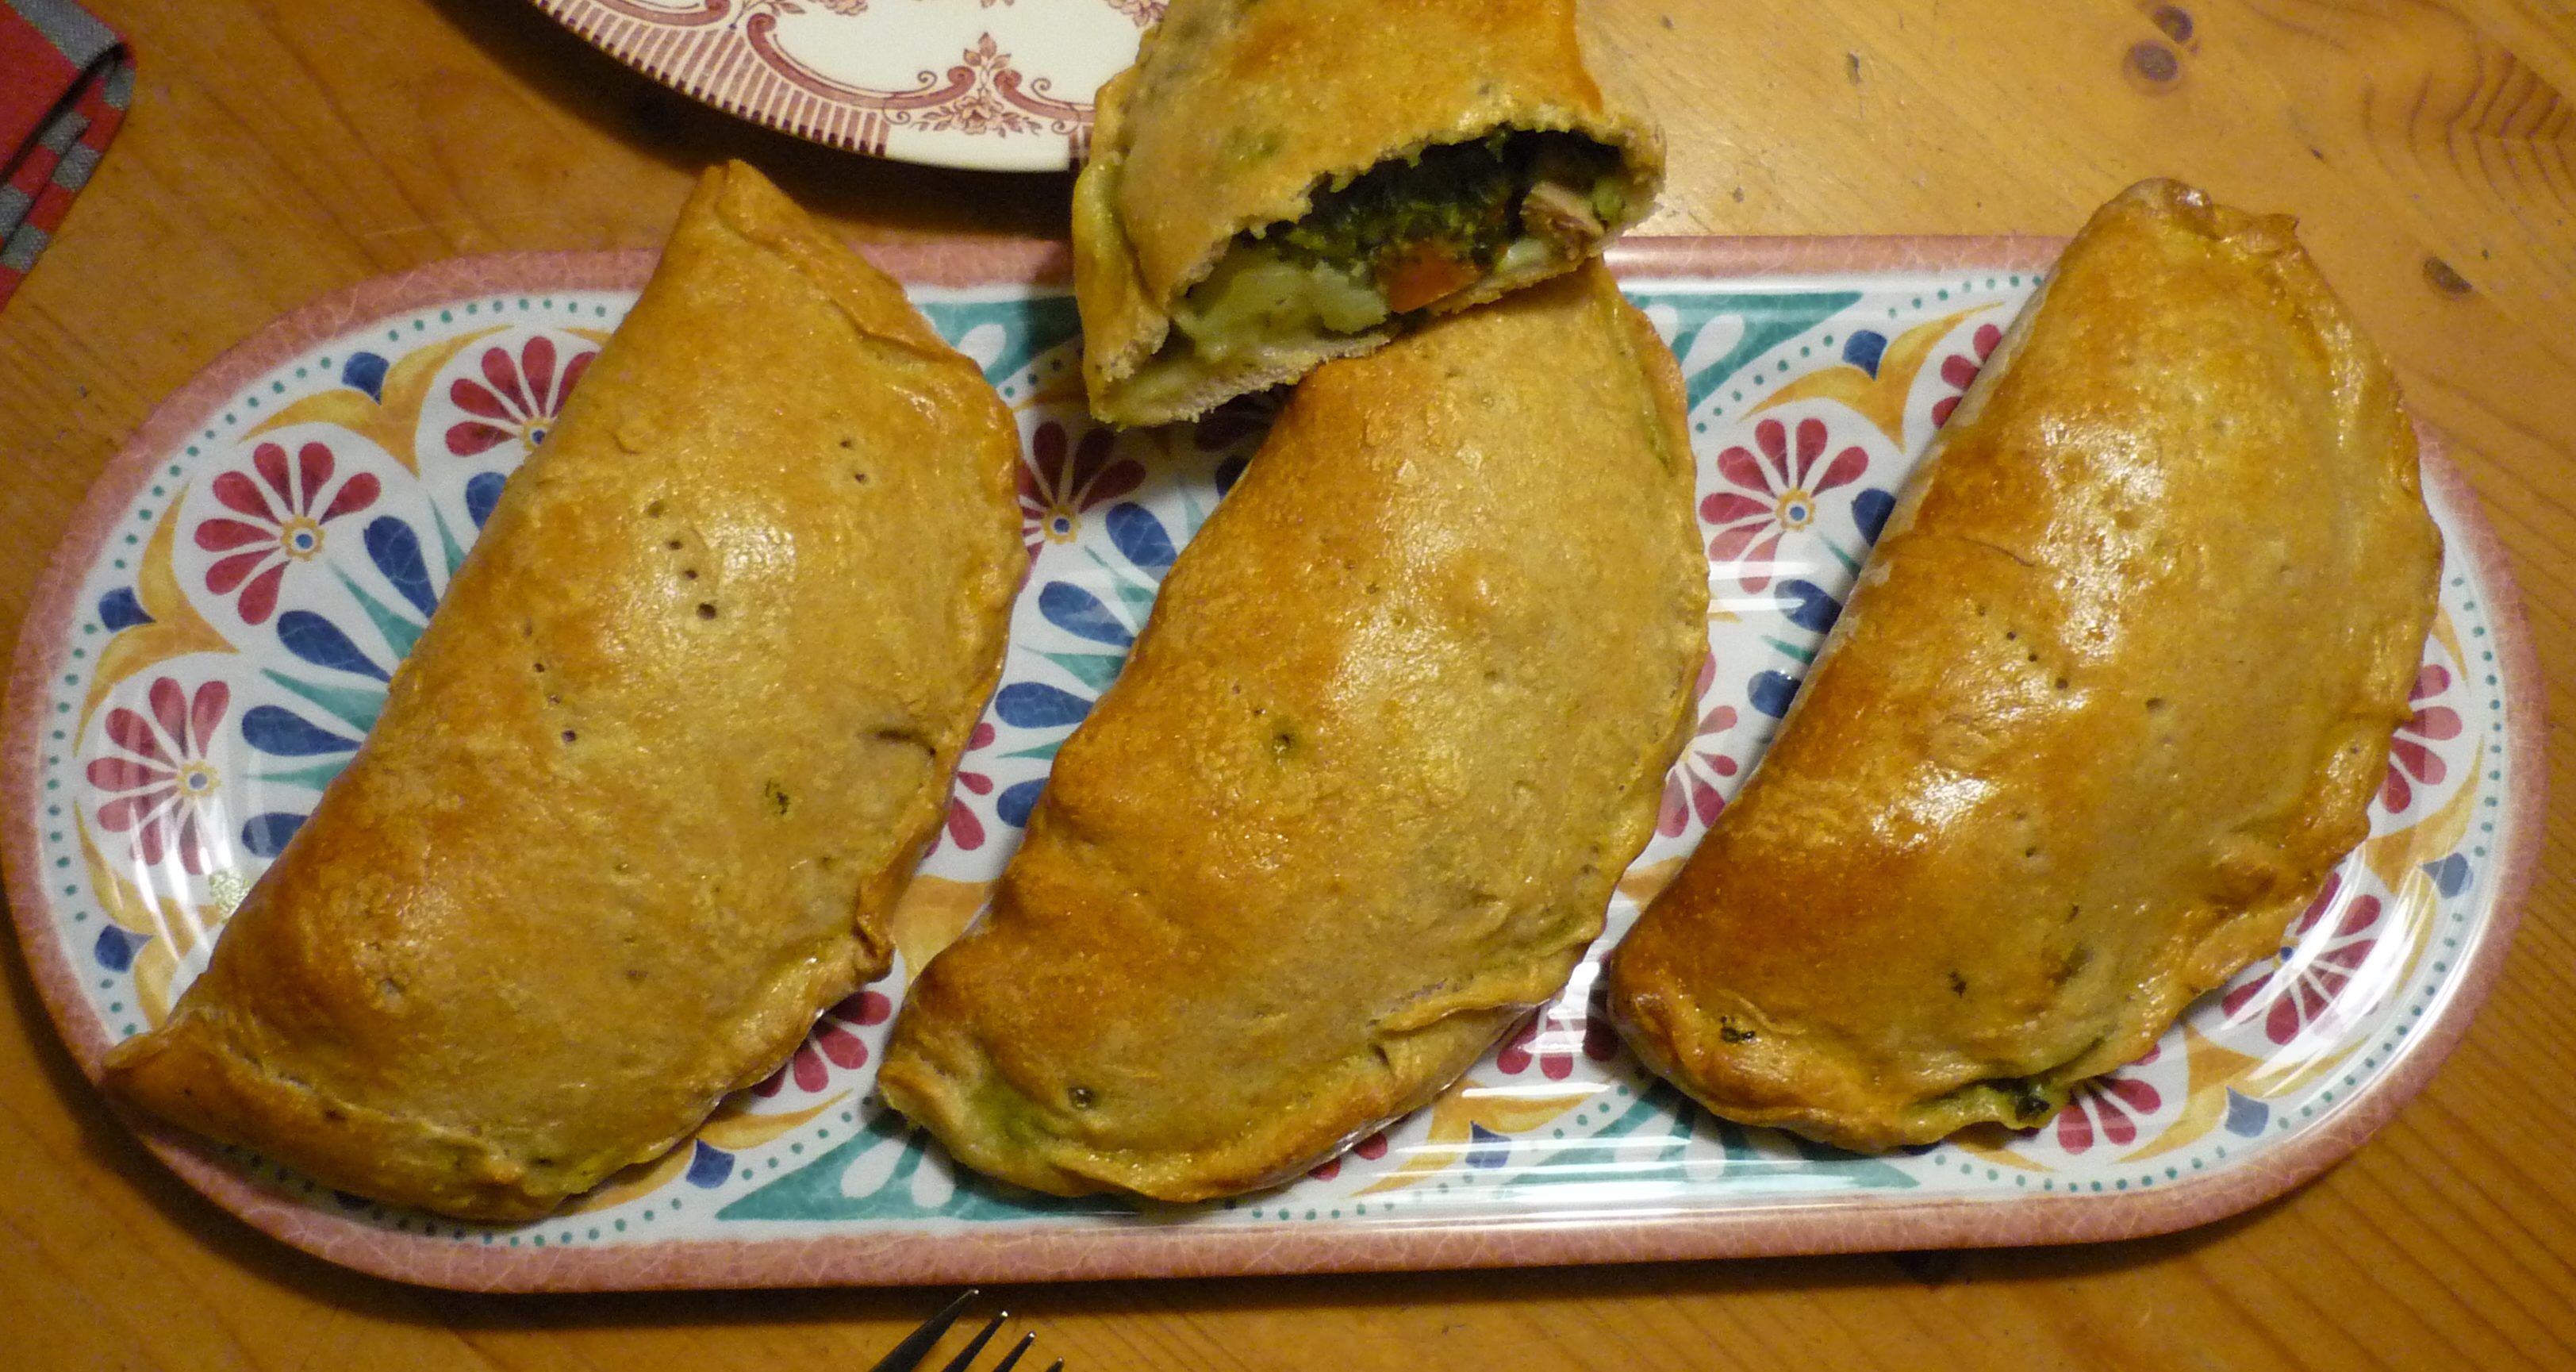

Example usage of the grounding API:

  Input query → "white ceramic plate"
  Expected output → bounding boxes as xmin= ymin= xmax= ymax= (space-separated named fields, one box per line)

xmin=528 ymin=0 xmax=1155 ymax=171
xmin=2 ymin=236 xmax=2540 ymax=1289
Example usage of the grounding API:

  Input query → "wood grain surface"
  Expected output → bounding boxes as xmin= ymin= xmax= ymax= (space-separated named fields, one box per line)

xmin=2 ymin=1 xmax=2571 ymax=1367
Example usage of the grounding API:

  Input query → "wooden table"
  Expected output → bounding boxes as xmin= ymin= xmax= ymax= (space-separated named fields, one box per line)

xmin=4 ymin=1 xmax=2571 ymax=1366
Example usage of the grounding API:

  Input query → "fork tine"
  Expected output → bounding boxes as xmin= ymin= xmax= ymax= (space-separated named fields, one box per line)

xmin=1042 ymin=1361 xmax=1065 ymax=1372
xmin=866 ymin=1289 xmax=980 ymax=1372
xmin=936 ymin=1313 xmax=1008 ymax=1372
xmin=989 ymin=1332 xmax=1038 ymax=1371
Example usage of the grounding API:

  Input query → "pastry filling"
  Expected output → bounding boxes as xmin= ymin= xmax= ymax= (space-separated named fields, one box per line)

xmin=1165 ymin=131 xmax=1633 ymax=371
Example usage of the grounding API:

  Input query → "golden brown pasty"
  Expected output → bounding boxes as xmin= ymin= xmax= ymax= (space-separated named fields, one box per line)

xmin=877 ymin=263 xmax=1706 ymax=1200
xmin=1073 ymin=0 xmax=1663 ymax=427
xmin=100 ymin=162 xmax=1024 ymax=1221
xmin=1604 ymin=179 xmax=2444 ymax=1151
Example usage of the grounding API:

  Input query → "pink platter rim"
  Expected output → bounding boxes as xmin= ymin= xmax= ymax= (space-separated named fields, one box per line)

xmin=1 ymin=233 xmax=2540 ymax=1290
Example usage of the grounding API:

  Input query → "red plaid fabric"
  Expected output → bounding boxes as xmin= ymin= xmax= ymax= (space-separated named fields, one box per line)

xmin=0 ymin=0 xmax=132 ymax=310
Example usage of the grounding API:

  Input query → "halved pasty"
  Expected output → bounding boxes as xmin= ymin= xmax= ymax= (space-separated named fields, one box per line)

xmin=1073 ymin=0 xmax=1662 ymax=426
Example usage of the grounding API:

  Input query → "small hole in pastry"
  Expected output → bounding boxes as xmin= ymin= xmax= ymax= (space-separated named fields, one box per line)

xmin=561 ymin=730 xmax=578 ymax=744
xmin=1067 ymin=1086 xmax=1096 ymax=1109
xmin=666 ymin=539 xmax=683 ymax=551
xmin=851 ymin=471 xmax=870 ymax=484
xmin=646 ymin=500 xmax=666 ymax=517
xmin=684 ymin=568 xmax=700 ymax=580
xmin=2144 ymin=697 xmax=2168 ymax=712
xmin=697 ymin=602 xmax=718 ymax=620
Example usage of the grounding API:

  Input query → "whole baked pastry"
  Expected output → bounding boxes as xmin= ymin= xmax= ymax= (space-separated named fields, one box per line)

xmin=1605 ymin=179 xmax=2444 ymax=1151
xmin=1073 ymin=0 xmax=1663 ymax=427
xmin=878 ymin=263 xmax=1706 ymax=1200
xmin=100 ymin=163 xmax=1024 ymax=1221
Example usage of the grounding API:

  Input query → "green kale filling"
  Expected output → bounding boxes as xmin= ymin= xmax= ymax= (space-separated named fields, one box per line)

xmin=1152 ymin=131 xmax=1629 ymax=389
xmin=1275 ymin=132 xmax=1526 ymax=274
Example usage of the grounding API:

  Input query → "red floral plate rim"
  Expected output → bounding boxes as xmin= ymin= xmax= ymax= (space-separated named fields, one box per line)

xmin=0 ymin=235 xmax=2543 ymax=1289
xmin=526 ymin=0 xmax=1154 ymax=172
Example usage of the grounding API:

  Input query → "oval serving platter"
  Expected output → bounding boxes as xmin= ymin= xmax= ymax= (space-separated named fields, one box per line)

xmin=2 ymin=236 xmax=2541 ymax=1289
xmin=528 ymin=0 xmax=1152 ymax=172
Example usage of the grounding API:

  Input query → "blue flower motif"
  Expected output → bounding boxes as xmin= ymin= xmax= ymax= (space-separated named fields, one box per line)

xmin=341 ymin=352 xmax=390 ymax=402
xmin=98 ymin=586 xmax=152 ymax=632
xmin=960 ymin=498 xmax=1208 ymax=843
xmin=685 ymin=1139 xmax=735 ymax=1188
xmin=239 ymin=511 xmax=456 ymax=859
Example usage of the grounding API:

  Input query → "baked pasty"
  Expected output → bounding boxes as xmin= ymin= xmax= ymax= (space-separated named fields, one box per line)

xmin=100 ymin=163 xmax=1024 ymax=1221
xmin=878 ymin=263 xmax=1706 ymax=1199
xmin=1604 ymin=179 xmax=2444 ymax=1151
xmin=1073 ymin=0 xmax=1662 ymax=427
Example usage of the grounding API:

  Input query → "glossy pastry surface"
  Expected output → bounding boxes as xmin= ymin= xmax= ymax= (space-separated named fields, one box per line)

xmin=1606 ymin=179 xmax=2444 ymax=1151
xmin=100 ymin=163 xmax=1024 ymax=1221
xmin=881 ymin=263 xmax=1706 ymax=1200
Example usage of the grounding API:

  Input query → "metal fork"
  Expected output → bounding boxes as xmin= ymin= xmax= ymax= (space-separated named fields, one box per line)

xmin=866 ymin=1288 xmax=1062 ymax=1372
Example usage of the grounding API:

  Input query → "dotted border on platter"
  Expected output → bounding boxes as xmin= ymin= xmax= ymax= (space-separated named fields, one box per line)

xmin=26 ymin=275 xmax=2516 ymax=1245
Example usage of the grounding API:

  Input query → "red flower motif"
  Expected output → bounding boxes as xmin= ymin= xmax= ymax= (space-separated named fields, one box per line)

xmin=753 ymin=986 xmax=893 ymax=1097
xmin=1700 ymin=416 xmax=1869 ymax=591
xmin=1306 ymin=1129 xmax=1390 ymax=1181
xmin=1495 ymin=983 xmax=1622 ymax=1082
xmin=2221 ymin=872 xmax=2386 ymax=1046
xmin=927 ymin=721 xmax=998 ymax=855
xmin=87 ymin=677 xmax=229 ymax=876
xmin=194 ymin=440 xmax=380 ymax=624
xmin=445 ymin=335 xmax=593 ymax=458
xmin=1929 ymin=322 xmax=2002 ymax=429
xmin=1658 ymin=652 xmax=1741 ymax=837
xmin=2051 ymin=1044 xmax=2163 ymax=1153
xmin=1019 ymin=419 xmax=1143 ymax=560
xmin=2381 ymin=664 xmax=2463 ymax=812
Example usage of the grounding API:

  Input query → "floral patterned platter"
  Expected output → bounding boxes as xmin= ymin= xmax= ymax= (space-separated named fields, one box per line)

xmin=2 ymin=236 xmax=2540 ymax=1291
xmin=528 ymin=0 xmax=1156 ymax=171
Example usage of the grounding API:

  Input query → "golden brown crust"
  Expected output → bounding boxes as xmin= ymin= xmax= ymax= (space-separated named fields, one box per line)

xmin=879 ymin=263 xmax=1706 ymax=1200
xmin=1073 ymin=0 xmax=1664 ymax=426
xmin=100 ymin=163 xmax=1024 ymax=1221
xmin=1605 ymin=179 xmax=2444 ymax=1152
